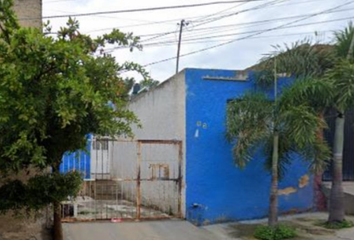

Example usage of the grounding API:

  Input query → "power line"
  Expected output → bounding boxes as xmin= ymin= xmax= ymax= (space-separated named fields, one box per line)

xmin=157 ymin=15 xmax=354 ymax=44
xmin=136 ymin=6 xmax=354 ymax=40
xmin=25 ymin=0 xmax=270 ymax=20
xmin=139 ymin=1 xmax=354 ymax=67
xmin=44 ymin=0 xmax=74 ymax=3
xmin=84 ymin=0 xmax=277 ymax=33
xmin=151 ymin=0 xmax=346 ymax=43
xmin=105 ymin=14 xmax=353 ymax=52
xmin=106 ymin=31 xmax=332 ymax=51
xmin=139 ymin=0 xmax=282 ymax=43
xmin=82 ymin=0 xmax=328 ymax=33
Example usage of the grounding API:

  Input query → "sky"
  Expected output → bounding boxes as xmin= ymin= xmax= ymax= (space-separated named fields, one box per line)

xmin=41 ymin=0 xmax=354 ymax=82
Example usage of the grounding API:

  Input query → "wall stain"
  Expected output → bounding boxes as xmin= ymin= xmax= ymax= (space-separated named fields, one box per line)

xmin=298 ymin=175 xmax=310 ymax=188
xmin=278 ymin=187 xmax=297 ymax=196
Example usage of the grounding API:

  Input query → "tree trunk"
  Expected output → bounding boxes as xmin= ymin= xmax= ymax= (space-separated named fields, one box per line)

xmin=268 ymin=132 xmax=279 ymax=227
xmin=53 ymin=201 xmax=63 ymax=240
xmin=328 ymin=115 xmax=345 ymax=223
xmin=53 ymin=163 xmax=63 ymax=240
xmin=314 ymin=112 xmax=326 ymax=211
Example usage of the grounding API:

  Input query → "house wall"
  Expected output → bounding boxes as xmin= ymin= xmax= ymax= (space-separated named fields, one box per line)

xmin=184 ymin=68 xmax=314 ymax=225
xmin=111 ymin=71 xmax=187 ymax=216
xmin=60 ymin=135 xmax=92 ymax=179
xmin=13 ymin=0 xmax=42 ymax=28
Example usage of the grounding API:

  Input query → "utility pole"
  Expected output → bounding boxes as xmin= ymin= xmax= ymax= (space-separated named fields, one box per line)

xmin=176 ymin=19 xmax=188 ymax=74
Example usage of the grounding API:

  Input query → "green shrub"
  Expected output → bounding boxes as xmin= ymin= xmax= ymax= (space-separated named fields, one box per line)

xmin=316 ymin=220 xmax=354 ymax=229
xmin=254 ymin=225 xmax=296 ymax=240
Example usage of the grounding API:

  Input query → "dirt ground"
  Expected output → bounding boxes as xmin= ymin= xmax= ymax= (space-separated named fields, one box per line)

xmin=0 ymin=210 xmax=51 ymax=240
xmin=203 ymin=212 xmax=354 ymax=240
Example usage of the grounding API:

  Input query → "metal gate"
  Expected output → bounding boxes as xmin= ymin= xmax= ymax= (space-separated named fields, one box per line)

xmin=62 ymin=139 xmax=183 ymax=221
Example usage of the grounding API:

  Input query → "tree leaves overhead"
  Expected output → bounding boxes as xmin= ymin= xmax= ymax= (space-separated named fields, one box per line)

xmin=0 ymin=0 xmax=149 ymax=216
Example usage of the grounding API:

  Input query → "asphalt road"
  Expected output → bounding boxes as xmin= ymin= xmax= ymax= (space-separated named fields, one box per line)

xmin=63 ymin=220 xmax=217 ymax=240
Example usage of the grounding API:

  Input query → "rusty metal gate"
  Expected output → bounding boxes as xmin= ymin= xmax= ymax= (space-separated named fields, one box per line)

xmin=62 ymin=139 xmax=183 ymax=221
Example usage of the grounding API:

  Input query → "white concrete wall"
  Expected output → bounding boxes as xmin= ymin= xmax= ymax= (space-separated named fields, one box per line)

xmin=129 ymin=71 xmax=186 ymax=139
xmin=111 ymin=71 xmax=186 ymax=217
xmin=13 ymin=0 xmax=42 ymax=29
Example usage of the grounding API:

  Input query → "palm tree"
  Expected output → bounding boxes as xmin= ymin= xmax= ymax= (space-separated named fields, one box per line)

xmin=226 ymin=75 xmax=330 ymax=226
xmin=325 ymin=58 xmax=354 ymax=222
xmin=259 ymin=23 xmax=354 ymax=224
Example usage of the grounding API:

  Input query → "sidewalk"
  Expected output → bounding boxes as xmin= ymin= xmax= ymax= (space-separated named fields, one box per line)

xmin=203 ymin=212 xmax=354 ymax=240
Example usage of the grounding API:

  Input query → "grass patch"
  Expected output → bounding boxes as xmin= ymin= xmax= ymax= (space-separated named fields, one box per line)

xmin=315 ymin=220 xmax=354 ymax=230
xmin=254 ymin=225 xmax=297 ymax=240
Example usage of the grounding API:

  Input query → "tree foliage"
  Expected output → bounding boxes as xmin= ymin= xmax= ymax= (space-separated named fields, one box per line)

xmin=0 ymin=172 xmax=82 ymax=214
xmin=0 ymin=0 xmax=148 ymax=233
xmin=252 ymin=21 xmax=354 ymax=224
xmin=226 ymin=91 xmax=330 ymax=178
xmin=253 ymin=39 xmax=336 ymax=88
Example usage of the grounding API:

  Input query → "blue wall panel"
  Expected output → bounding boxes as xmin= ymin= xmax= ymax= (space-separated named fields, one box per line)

xmin=185 ymin=69 xmax=313 ymax=225
xmin=60 ymin=135 xmax=92 ymax=179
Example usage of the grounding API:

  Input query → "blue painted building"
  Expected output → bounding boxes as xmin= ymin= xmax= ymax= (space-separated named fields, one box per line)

xmin=127 ymin=68 xmax=314 ymax=225
xmin=60 ymin=135 xmax=92 ymax=180
xmin=61 ymin=68 xmax=314 ymax=224
xmin=183 ymin=69 xmax=312 ymax=225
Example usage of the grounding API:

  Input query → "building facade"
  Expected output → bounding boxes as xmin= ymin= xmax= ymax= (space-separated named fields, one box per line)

xmin=126 ymin=68 xmax=314 ymax=225
xmin=60 ymin=68 xmax=316 ymax=224
xmin=13 ymin=0 xmax=42 ymax=28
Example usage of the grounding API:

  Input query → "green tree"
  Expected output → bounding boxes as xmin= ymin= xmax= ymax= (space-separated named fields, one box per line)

xmin=226 ymin=72 xmax=330 ymax=226
xmin=327 ymin=23 xmax=354 ymax=223
xmin=256 ymin=22 xmax=354 ymax=224
xmin=0 ymin=1 xmax=147 ymax=239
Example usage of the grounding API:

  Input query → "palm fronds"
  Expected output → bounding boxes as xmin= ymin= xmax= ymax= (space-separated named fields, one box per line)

xmin=258 ymin=39 xmax=335 ymax=79
xmin=226 ymin=92 xmax=273 ymax=168
xmin=334 ymin=21 xmax=354 ymax=59
xmin=226 ymin=88 xmax=330 ymax=176
xmin=325 ymin=60 xmax=354 ymax=112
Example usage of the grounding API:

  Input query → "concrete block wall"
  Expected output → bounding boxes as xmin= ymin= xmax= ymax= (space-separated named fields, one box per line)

xmin=111 ymin=72 xmax=187 ymax=216
xmin=13 ymin=0 xmax=42 ymax=28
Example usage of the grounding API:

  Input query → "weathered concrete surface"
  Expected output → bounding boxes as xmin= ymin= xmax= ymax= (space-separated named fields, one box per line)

xmin=322 ymin=182 xmax=354 ymax=215
xmin=116 ymin=71 xmax=187 ymax=216
xmin=13 ymin=0 xmax=42 ymax=28
xmin=203 ymin=213 xmax=354 ymax=240
xmin=63 ymin=220 xmax=216 ymax=240
xmin=0 ymin=211 xmax=51 ymax=240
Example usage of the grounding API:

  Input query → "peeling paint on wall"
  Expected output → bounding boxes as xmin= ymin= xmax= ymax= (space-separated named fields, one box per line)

xmin=298 ymin=174 xmax=310 ymax=188
xmin=185 ymin=69 xmax=314 ymax=225
xmin=278 ymin=187 xmax=298 ymax=196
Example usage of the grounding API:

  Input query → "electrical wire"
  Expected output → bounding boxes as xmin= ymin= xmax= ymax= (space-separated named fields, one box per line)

xmin=153 ymin=15 xmax=354 ymax=44
xmin=105 ymin=31 xmax=332 ymax=52
xmin=139 ymin=0 xmax=283 ymax=43
xmin=137 ymin=1 xmax=354 ymax=67
xmin=24 ymin=0 xmax=271 ymax=20
xmin=104 ymin=14 xmax=353 ymax=53
xmin=136 ymin=6 xmax=354 ymax=40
